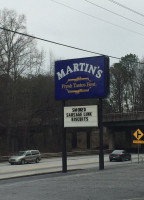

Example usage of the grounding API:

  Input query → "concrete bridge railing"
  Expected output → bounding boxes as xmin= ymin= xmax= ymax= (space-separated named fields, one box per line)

xmin=103 ymin=111 xmax=144 ymax=122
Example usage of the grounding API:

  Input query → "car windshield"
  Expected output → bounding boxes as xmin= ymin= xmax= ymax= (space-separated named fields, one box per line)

xmin=16 ymin=151 xmax=26 ymax=156
xmin=112 ymin=150 xmax=123 ymax=154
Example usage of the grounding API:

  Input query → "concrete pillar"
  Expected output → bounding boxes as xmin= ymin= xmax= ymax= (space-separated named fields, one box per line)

xmin=77 ymin=132 xmax=87 ymax=149
xmin=87 ymin=131 xmax=91 ymax=149
xmin=107 ymin=128 xmax=115 ymax=150
xmin=90 ymin=129 xmax=99 ymax=149
xmin=72 ymin=132 xmax=77 ymax=149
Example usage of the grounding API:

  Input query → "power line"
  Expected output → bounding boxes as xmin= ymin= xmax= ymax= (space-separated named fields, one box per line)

xmin=0 ymin=26 xmax=117 ymax=59
xmin=83 ymin=0 xmax=144 ymax=27
xmin=107 ymin=0 xmax=144 ymax=18
xmin=49 ymin=0 xmax=144 ymax=38
xmin=0 ymin=26 xmax=144 ymax=65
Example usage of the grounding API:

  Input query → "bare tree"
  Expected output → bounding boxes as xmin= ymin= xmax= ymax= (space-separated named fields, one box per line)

xmin=0 ymin=9 xmax=44 ymax=80
xmin=137 ymin=59 xmax=144 ymax=110
xmin=120 ymin=54 xmax=139 ymax=112
xmin=0 ymin=9 xmax=44 ymax=152
xmin=109 ymin=63 xmax=127 ymax=112
xmin=107 ymin=54 xmax=141 ymax=113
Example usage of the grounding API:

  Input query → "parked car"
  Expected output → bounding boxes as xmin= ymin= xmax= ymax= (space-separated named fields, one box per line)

xmin=9 ymin=150 xmax=41 ymax=165
xmin=109 ymin=150 xmax=131 ymax=162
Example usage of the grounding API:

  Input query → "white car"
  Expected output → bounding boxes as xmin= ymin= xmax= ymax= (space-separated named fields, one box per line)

xmin=9 ymin=150 xmax=41 ymax=165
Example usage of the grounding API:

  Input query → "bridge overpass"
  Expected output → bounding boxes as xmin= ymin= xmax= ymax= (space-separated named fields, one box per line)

xmin=102 ymin=111 xmax=144 ymax=150
xmin=103 ymin=111 xmax=144 ymax=128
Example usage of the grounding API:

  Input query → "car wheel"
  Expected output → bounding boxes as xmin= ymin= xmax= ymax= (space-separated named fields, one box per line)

xmin=21 ymin=159 xmax=25 ymax=165
xmin=109 ymin=159 xmax=112 ymax=162
xmin=35 ymin=158 xmax=39 ymax=163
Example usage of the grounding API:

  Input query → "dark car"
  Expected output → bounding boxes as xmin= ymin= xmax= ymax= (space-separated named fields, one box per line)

xmin=109 ymin=150 xmax=131 ymax=162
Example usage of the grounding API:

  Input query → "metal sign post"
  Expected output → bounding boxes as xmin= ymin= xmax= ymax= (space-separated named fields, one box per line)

xmin=98 ymin=98 xmax=104 ymax=170
xmin=138 ymin=143 xmax=140 ymax=164
xmin=62 ymin=100 xmax=67 ymax=173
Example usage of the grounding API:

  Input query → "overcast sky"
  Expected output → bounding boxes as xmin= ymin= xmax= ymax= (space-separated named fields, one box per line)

xmin=1 ymin=0 xmax=144 ymax=69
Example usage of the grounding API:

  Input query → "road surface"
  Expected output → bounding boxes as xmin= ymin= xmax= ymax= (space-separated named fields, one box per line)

xmin=0 ymin=153 xmax=141 ymax=179
xmin=0 ymin=161 xmax=144 ymax=200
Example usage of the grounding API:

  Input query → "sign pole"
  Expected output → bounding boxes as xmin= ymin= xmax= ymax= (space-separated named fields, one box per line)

xmin=138 ymin=143 xmax=140 ymax=164
xmin=98 ymin=98 xmax=104 ymax=170
xmin=133 ymin=129 xmax=144 ymax=164
xmin=62 ymin=100 xmax=67 ymax=173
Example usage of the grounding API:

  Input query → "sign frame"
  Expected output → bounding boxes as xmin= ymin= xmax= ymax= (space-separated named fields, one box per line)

xmin=55 ymin=56 xmax=109 ymax=100
xmin=64 ymin=105 xmax=98 ymax=128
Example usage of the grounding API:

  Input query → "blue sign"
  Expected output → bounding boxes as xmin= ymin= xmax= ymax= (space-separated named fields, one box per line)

xmin=55 ymin=56 xmax=109 ymax=100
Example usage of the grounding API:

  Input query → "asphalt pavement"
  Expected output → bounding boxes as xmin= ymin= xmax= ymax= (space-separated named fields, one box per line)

xmin=0 ymin=163 xmax=144 ymax=200
xmin=0 ymin=153 xmax=141 ymax=180
xmin=0 ymin=153 xmax=142 ymax=179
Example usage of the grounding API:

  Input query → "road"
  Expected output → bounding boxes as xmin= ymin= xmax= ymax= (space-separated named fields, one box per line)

xmin=0 ymin=159 xmax=144 ymax=200
xmin=0 ymin=153 xmax=141 ymax=179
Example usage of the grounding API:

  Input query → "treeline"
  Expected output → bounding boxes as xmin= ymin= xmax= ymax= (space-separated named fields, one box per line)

xmin=0 ymin=73 xmax=63 ymax=153
xmin=0 ymin=9 xmax=62 ymax=153
xmin=107 ymin=54 xmax=144 ymax=113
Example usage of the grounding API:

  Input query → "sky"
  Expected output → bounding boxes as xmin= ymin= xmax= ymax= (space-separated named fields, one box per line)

xmin=1 ymin=0 xmax=144 ymax=70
